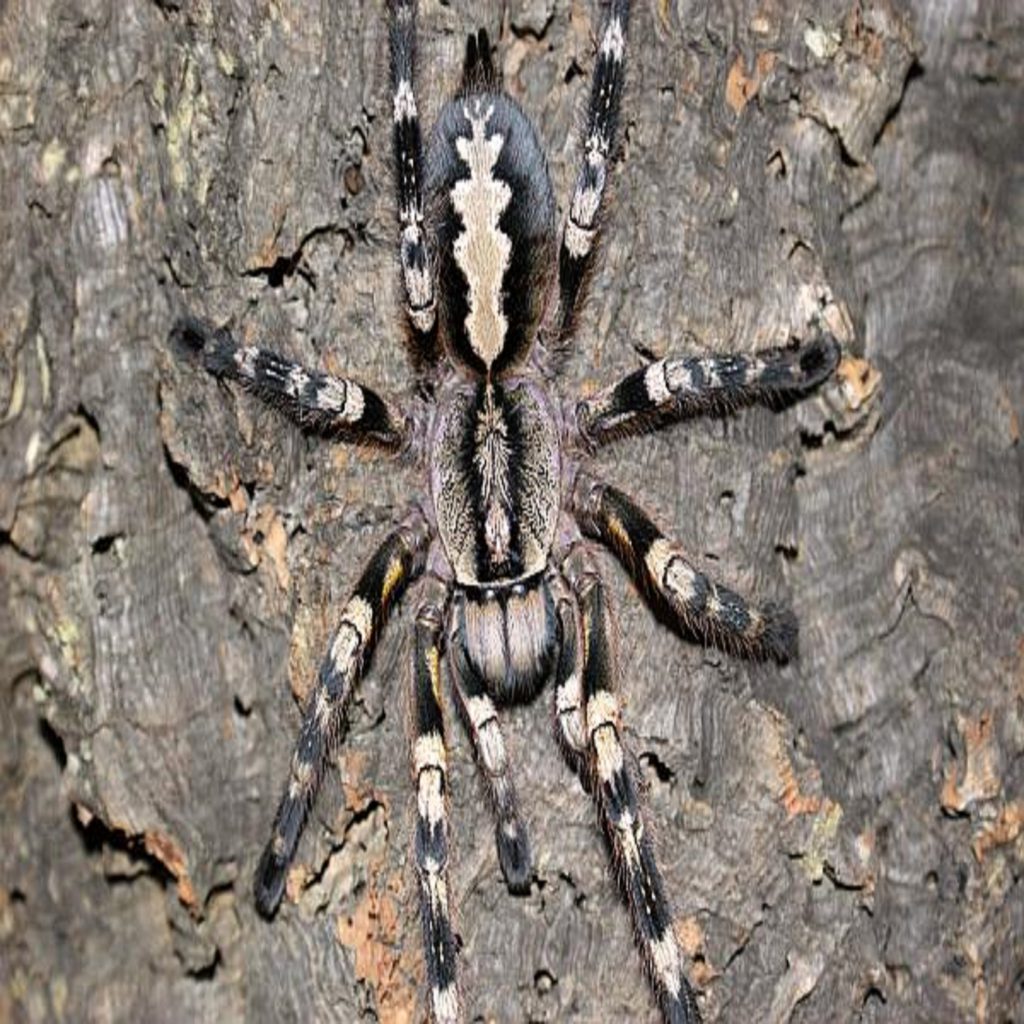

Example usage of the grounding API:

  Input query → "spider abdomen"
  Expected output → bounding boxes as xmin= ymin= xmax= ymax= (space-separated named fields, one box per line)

xmin=426 ymin=93 xmax=556 ymax=375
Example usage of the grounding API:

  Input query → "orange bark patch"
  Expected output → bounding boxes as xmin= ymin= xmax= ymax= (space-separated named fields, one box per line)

xmin=676 ymin=916 xmax=704 ymax=957
xmin=245 ymin=505 xmax=291 ymax=592
xmin=725 ymin=51 xmax=776 ymax=114
xmin=844 ymin=6 xmax=885 ymax=68
xmin=781 ymin=772 xmax=822 ymax=817
xmin=677 ymin=917 xmax=716 ymax=986
xmin=284 ymin=862 xmax=313 ymax=905
xmin=228 ymin=479 xmax=248 ymax=514
xmin=762 ymin=708 xmax=824 ymax=817
xmin=836 ymin=356 xmax=882 ymax=412
xmin=777 ymin=752 xmax=823 ymax=818
xmin=971 ymin=801 xmax=1024 ymax=862
xmin=337 ymin=876 xmax=417 ymax=1024
xmin=288 ymin=598 xmax=332 ymax=704
xmin=941 ymin=712 xmax=1001 ymax=813
xmin=252 ymin=203 xmax=288 ymax=269
xmin=144 ymin=829 xmax=198 ymax=911
xmin=340 ymin=750 xmax=373 ymax=810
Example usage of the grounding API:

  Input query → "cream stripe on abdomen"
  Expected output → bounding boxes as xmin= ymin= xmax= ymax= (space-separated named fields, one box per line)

xmin=451 ymin=102 xmax=512 ymax=367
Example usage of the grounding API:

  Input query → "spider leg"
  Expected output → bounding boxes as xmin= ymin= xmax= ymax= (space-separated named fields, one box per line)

xmin=171 ymin=315 xmax=408 ymax=448
xmin=448 ymin=593 xmax=532 ymax=894
xmin=253 ymin=508 xmax=431 ymax=916
xmin=548 ymin=0 xmax=631 ymax=348
xmin=550 ymin=572 xmax=587 ymax=767
xmin=388 ymin=0 xmax=439 ymax=364
xmin=412 ymin=577 xmax=461 ymax=1024
xmin=572 ymin=471 xmax=797 ymax=663
xmin=576 ymin=333 xmax=840 ymax=448
xmin=558 ymin=542 xmax=702 ymax=1024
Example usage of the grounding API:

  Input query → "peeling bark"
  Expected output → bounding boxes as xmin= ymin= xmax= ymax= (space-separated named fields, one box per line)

xmin=2 ymin=2 xmax=1022 ymax=1022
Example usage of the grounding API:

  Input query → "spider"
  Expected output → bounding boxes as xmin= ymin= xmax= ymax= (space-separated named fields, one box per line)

xmin=170 ymin=2 xmax=839 ymax=1021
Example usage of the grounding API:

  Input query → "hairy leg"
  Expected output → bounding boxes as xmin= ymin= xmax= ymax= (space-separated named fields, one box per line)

xmin=389 ymin=0 xmax=439 ymax=364
xmin=550 ymin=571 xmax=587 ymax=766
xmin=253 ymin=508 xmax=430 ymax=915
xmin=558 ymin=542 xmax=702 ymax=1024
xmin=547 ymin=0 xmax=631 ymax=349
xmin=448 ymin=591 xmax=532 ymax=893
xmin=171 ymin=315 xmax=408 ymax=447
xmin=572 ymin=472 xmax=797 ymax=663
xmin=411 ymin=575 xmax=461 ymax=1024
xmin=576 ymin=333 xmax=840 ymax=447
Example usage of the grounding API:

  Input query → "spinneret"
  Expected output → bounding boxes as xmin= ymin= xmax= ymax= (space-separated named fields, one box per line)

xmin=170 ymin=3 xmax=841 ymax=1022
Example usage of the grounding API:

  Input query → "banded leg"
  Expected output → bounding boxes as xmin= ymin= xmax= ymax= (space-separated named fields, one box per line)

xmin=253 ymin=509 xmax=430 ymax=915
xmin=560 ymin=544 xmax=701 ymax=1024
xmin=389 ymin=0 xmax=438 ymax=363
xmin=572 ymin=472 xmax=797 ymax=663
xmin=449 ymin=598 xmax=532 ymax=893
xmin=550 ymin=573 xmax=587 ymax=766
xmin=551 ymin=0 xmax=631 ymax=344
xmin=577 ymin=334 xmax=840 ymax=447
xmin=171 ymin=316 xmax=407 ymax=447
xmin=412 ymin=579 xmax=460 ymax=1024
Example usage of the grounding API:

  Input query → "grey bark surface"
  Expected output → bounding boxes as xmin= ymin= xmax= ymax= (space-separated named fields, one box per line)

xmin=2 ymin=1 xmax=1021 ymax=1022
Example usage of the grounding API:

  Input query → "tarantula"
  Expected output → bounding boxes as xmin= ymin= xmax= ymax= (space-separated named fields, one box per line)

xmin=171 ymin=2 xmax=839 ymax=1021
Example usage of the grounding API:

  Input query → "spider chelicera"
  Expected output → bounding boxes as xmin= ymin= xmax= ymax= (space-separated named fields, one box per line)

xmin=171 ymin=2 xmax=840 ymax=1021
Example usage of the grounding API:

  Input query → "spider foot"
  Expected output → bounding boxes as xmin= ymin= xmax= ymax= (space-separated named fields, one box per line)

xmin=253 ymin=843 xmax=289 ymax=918
xmin=496 ymin=817 xmax=532 ymax=894
xmin=169 ymin=314 xmax=236 ymax=376
xmin=759 ymin=602 xmax=799 ymax=664
xmin=792 ymin=332 xmax=841 ymax=391
xmin=663 ymin=986 xmax=703 ymax=1024
xmin=169 ymin=312 xmax=409 ymax=446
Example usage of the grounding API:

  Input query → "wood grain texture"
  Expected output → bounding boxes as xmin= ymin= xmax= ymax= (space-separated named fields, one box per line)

xmin=2 ymin=1 xmax=1021 ymax=1022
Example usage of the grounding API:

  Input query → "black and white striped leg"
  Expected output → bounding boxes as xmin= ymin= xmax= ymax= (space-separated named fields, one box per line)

xmin=573 ymin=472 xmax=797 ymax=663
xmin=560 ymin=544 xmax=701 ymax=1024
xmin=550 ymin=573 xmax=587 ymax=769
xmin=576 ymin=333 xmax=841 ymax=446
xmin=412 ymin=579 xmax=460 ymax=1024
xmin=552 ymin=0 xmax=631 ymax=343
xmin=253 ymin=509 xmax=431 ymax=916
xmin=171 ymin=316 xmax=408 ymax=447
xmin=449 ymin=598 xmax=532 ymax=894
xmin=389 ymin=0 xmax=438 ymax=363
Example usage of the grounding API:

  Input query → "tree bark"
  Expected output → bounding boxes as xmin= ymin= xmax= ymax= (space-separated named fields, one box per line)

xmin=2 ymin=1 xmax=1021 ymax=1022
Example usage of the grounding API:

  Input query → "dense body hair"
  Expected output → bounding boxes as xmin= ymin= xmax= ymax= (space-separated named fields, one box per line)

xmin=170 ymin=3 xmax=841 ymax=1022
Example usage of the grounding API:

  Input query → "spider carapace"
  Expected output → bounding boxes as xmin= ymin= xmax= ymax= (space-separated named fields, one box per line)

xmin=171 ymin=3 xmax=840 ymax=1022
